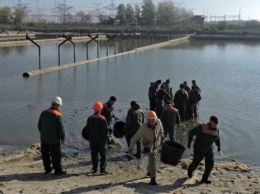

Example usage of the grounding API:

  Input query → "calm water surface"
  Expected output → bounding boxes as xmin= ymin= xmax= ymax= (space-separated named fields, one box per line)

xmin=0 ymin=39 xmax=259 ymax=167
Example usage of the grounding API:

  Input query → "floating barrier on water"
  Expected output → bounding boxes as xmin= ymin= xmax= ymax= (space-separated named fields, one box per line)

xmin=23 ymin=50 xmax=136 ymax=77
xmin=23 ymin=36 xmax=189 ymax=77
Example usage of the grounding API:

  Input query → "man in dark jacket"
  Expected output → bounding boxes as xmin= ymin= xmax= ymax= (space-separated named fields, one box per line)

xmin=38 ymin=96 xmax=66 ymax=175
xmin=189 ymin=86 xmax=201 ymax=121
xmin=148 ymin=80 xmax=161 ymax=111
xmin=162 ymin=79 xmax=173 ymax=99
xmin=183 ymin=81 xmax=191 ymax=95
xmin=155 ymin=84 xmax=172 ymax=117
xmin=192 ymin=80 xmax=201 ymax=94
xmin=124 ymin=101 xmax=144 ymax=159
xmin=187 ymin=116 xmax=221 ymax=184
xmin=86 ymin=101 xmax=111 ymax=174
xmin=160 ymin=101 xmax=180 ymax=142
xmin=101 ymin=96 xmax=118 ymax=126
xmin=174 ymin=83 xmax=189 ymax=121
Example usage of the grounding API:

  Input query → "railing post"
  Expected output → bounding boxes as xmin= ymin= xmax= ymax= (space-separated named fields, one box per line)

xmin=26 ymin=34 xmax=41 ymax=70
xmin=120 ymin=33 xmax=131 ymax=51
xmin=133 ymin=32 xmax=143 ymax=48
xmin=17 ymin=28 xmax=26 ymax=41
xmin=0 ymin=29 xmax=9 ymax=41
xmin=87 ymin=34 xmax=99 ymax=60
xmin=58 ymin=34 xmax=75 ymax=66
xmin=106 ymin=33 xmax=117 ymax=55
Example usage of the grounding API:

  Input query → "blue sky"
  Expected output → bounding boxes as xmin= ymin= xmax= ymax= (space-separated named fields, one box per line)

xmin=1 ymin=0 xmax=260 ymax=20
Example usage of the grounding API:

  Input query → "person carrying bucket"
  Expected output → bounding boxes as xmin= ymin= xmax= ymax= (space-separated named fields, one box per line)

xmin=128 ymin=111 xmax=164 ymax=185
xmin=124 ymin=101 xmax=144 ymax=159
xmin=85 ymin=101 xmax=112 ymax=174
xmin=187 ymin=116 xmax=221 ymax=184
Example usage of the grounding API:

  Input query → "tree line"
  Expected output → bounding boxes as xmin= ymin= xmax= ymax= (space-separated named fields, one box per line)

xmin=102 ymin=0 xmax=193 ymax=26
xmin=0 ymin=0 xmax=192 ymax=26
xmin=1 ymin=0 xmax=260 ymax=32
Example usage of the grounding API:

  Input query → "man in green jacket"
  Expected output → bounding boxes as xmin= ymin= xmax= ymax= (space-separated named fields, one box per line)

xmin=86 ymin=101 xmax=111 ymax=174
xmin=38 ymin=96 xmax=66 ymax=175
xmin=187 ymin=116 xmax=221 ymax=184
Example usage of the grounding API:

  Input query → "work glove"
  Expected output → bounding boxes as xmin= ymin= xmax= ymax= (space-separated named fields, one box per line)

xmin=217 ymin=147 xmax=223 ymax=156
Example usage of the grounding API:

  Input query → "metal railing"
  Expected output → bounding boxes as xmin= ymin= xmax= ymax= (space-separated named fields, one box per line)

xmin=0 ymin=29 xmax=9 ymax=41
xmin=58 ymin=34 xmax=76 ymax=66
xmin=26 ymin=34 xmax=41 ymax=70
xmin=87 ymin=34 xmax=99 ymax=60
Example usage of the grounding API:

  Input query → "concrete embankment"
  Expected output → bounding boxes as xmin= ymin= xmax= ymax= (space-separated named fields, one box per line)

xmin=23 ymin=36 xmax=189 ymax=77
xmin=190 ymin=34 xmax=260 ymax=40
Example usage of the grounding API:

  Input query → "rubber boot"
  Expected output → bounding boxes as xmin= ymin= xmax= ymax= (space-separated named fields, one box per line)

xmin=150 ymin=178 xmax=157 ymax=185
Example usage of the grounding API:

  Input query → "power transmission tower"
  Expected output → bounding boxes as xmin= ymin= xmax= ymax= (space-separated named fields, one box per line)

xmin=13 ymin=0 xmax=30 ymax=23
xmin=52 ymin=0 xmax=74 ymax=24
xmin=103 ymin=0 xmax=117 ymax=18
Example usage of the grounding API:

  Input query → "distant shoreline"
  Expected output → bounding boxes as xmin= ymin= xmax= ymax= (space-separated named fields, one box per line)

xmin=191 ymin=34 xmax=260 ymax=40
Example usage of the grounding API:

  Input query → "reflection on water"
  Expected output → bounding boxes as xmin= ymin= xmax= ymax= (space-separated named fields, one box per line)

xmin=0 ymin=39 xmax=260 ymax=167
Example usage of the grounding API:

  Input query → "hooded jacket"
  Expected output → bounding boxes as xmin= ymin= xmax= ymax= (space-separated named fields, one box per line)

xmin=124 ymin=103 xmax=144 ymax=137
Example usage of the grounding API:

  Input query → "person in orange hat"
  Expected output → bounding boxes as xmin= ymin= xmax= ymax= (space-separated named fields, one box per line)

xmin=85 ymin=101 xmax=111 ymax=174
xmin=128 ymin=111 xmax=164 ymax=185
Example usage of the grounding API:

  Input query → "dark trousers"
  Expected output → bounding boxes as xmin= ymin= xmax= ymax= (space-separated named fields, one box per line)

xmin=188 ymin=148 xmax=214 ymax=180
xmin=149 ymin=97 xmax=156 ymax=111
xmin=190 ymin=103 xmax=198 ymax=120
xmin=155 ymin=99 xmax=164 ymax=117
xmin=90 ymin=144 xmax=108 ymax=171
xmin=126 ymin=135 xmax=141 ymax=156
xmin=163 ymin=125 xmax=175 ymax=142
xmin=41 ymin=143 xmax=62 ymax=172
xmin=176 ymin=104 xmax=186 ymax=121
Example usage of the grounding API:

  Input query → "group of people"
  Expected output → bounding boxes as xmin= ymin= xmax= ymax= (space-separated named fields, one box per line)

xmin=37 ymin=83 xmax=221 ymax=186
xmin=148 ymin=79 xmax=201 ymax=122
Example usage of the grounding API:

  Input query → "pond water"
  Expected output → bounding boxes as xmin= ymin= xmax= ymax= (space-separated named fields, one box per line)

xmin=0 ymin=38 xmax=259 ymax=167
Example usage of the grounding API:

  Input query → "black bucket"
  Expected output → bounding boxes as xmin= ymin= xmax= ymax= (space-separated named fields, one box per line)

xmin=160 ymin=140 xmax=185 ymax=166
xmin=113 ymin=121 xmax=125 ymax=138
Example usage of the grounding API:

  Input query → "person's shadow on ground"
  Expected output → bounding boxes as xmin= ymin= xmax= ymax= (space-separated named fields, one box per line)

xmin=0 ymin=172 xmax=78 ymax=182
xmin=60 ymin=177 xmax=188 ymax=194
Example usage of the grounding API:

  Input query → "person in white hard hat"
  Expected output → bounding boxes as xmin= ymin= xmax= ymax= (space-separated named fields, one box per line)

xmin=37 ymin=96 xmax=66 ymax=175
